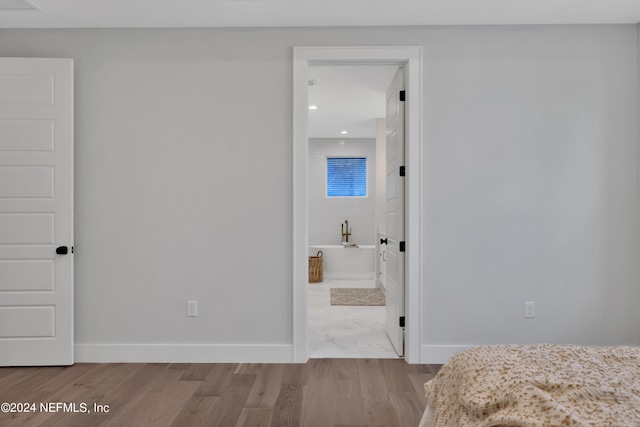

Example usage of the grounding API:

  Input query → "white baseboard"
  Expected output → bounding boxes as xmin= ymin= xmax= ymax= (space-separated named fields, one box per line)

xmin=421 ymin=345 xmax=475 ymax=364
xmin=75 ymin=343 xmax=294 ymax=363
xmin=324 ymin=273 xmax=376 ymax=280
xmin=76 ymin=343 xmax=475 ymax=365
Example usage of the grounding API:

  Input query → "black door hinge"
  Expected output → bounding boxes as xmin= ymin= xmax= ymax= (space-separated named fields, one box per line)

xmin=399 ymin=316 xmax=405 ymax=327
xmin=399 ymin=90 xmax=406 ymax=102
xmin=399 ymin=166 xmax=405 ymax=177
xmin=399 ymin=241 xmax=405 ymax=252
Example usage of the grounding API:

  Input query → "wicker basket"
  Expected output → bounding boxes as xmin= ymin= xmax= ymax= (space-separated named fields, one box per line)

xmin=308 ymin=250 xmax=323 ymax=283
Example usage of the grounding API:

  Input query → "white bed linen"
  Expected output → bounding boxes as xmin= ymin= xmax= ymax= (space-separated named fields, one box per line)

xmin=423 ymin=344 xmax=640 ymax=427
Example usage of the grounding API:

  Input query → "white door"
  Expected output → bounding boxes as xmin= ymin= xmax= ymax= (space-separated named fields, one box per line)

xmin=0 ymin=58 xmax=74 ymax=366
xmin=385 ymin=67 xmax=405 ymax=357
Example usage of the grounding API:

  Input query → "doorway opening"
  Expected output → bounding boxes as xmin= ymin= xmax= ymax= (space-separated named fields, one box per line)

xmin=307 ymin=64 xmax=399 ymax=358
xmin=293 ymin=46 xmax=423 ymax=363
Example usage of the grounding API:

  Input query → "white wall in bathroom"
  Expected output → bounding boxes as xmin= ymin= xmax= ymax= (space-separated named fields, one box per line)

xmin=309 ymin=138 xmax=376 ymax=246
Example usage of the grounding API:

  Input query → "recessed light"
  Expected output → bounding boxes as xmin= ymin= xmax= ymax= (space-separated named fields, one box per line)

xmin=309 ymin=105 xmax=318 ymax=110
xmin=340 ymin=130 xmax=348 ymax=134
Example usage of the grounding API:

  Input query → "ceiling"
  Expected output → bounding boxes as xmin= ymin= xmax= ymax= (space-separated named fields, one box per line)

xmin=0 ymin=0 xmax=639 ymax=29
xmin=309 ymin=66 xmax=398 ymax=139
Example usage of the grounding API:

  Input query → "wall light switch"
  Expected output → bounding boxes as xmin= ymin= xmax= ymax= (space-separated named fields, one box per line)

xmin=524 ymin=301 xmax=535 ymax=318
xmin=187 ymin=300 xmax=198 ymax=317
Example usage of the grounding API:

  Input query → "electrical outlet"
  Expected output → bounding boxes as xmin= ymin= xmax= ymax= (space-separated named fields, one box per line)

xmin=187 ymin=300 xmax=198 ymax=317
xmin=524 ymin=301 xmax=535 ymax=318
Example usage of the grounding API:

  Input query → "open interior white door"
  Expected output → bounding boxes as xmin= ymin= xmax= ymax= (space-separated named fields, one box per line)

xmin=385 ymin=67 xmax=405 ymax=357
xmin=0 ymin=58 xmax=74 ymax=366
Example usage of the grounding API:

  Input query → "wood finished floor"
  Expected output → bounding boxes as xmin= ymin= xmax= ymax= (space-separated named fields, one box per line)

xmin=0 ymin=359 xmax=441 ymax=427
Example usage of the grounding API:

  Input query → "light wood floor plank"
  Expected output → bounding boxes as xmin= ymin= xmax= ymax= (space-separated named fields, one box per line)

xmin=108 ymin=373 xmax=200 ymax=426
xmin=301 ymin=360 xmax=337 ymax=426
xmin=210 ymin=373 xmax=257 ymax=427
xmin=243 ymin=363 xmax=285 ymax=409
xmin=234 ymin=407 xmax=273 ymax=427
xmin=6 ymin=364 xmax=112 ymax=427
xmin=195 ymin=363 xmax=237 ymax=397
xmin=170 ymin=396 xmax=220 ymax=427
xmin=180 ymin=363 xmax=214 ymax=382
xmin=389 ymin=390 xmax=427 ymax=427
xmin=270 ymin=383 xmax=304 ymax=427
xmin=0 ymin=359 xmax=439 ymax=427
xmin=356 ymin=359 xmax=401 ymax=427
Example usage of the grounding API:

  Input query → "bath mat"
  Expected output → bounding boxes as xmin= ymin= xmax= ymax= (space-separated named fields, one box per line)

xmin=330 ymin=288 xmax=385 ymax=306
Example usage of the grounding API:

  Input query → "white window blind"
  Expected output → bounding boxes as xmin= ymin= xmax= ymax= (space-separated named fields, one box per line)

xmin=327 ymin=157 xmax=367 ymax=197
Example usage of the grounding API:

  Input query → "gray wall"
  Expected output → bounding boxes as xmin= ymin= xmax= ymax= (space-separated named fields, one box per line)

xmin=309 ymin=138 xmax=376 ymax=246
xmin=0 ymin=25 xmax=637 ymax=362
xmin=421 ymin=26 xmax=637 ymax=358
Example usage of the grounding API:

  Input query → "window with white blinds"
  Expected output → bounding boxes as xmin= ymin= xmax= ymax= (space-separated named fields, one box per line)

xmin=326 ymin=157 xmax=367 ymax=197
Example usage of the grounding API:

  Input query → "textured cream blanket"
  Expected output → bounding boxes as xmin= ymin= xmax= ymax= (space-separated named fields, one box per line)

xmin=424 ymin=345 xmax=640 ymax=427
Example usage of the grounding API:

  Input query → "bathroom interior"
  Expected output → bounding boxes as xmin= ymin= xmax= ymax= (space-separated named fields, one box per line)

xmin=307 ymin=65 xmax=401 ymax=358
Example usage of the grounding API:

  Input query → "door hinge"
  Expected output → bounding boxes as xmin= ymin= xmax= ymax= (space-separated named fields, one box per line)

xmin=399 ymin=316 xmax=405 ymax=327
xmin=399 ymin=90 xmax=406 ymax=102
xmin=399 ymin=166 xmax=405 ymax=177
xmin=399 ymin=241 xmax=405 ymax=252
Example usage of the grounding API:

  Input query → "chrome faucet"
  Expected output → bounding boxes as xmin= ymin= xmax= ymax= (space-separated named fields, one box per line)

xmin=341 ymin=220 xmax=351 ymax=243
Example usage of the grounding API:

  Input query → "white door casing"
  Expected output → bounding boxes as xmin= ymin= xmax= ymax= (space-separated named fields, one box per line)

xmin=385 ymin=67 xmax=405 ymax=356
xmin=0 ymin=58 xmax=74 ymax=366
xmin=293 ymin=46 xmax=422 ymax=363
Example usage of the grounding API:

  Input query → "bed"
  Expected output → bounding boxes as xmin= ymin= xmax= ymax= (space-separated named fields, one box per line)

xmin=420 ymin=344 xmax=640 ymax=427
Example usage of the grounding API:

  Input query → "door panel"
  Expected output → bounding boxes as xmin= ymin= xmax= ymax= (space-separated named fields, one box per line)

xmin=0 ymin=306 xmax=55 ymax=337
xmin=0 ymin=260 xmax=54 ymax=291
xmin=0 ymin=213 xmax=54 ymax=244
xmin=0 ymin=74 xmax=54 ymax=105
xmin=0 ymin=57 xmax=74 ymax=366
xmin=385 ymin=67 xmax=405 ymax=357
xmin=0 ymin=119 xmax=54 ymax=150
xmin=0 ymin=166 xmax=54 ymax=197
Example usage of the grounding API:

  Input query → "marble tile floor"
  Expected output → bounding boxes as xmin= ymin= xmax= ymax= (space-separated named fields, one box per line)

xmin=308 ymin=278 xmax=400 ymax=359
